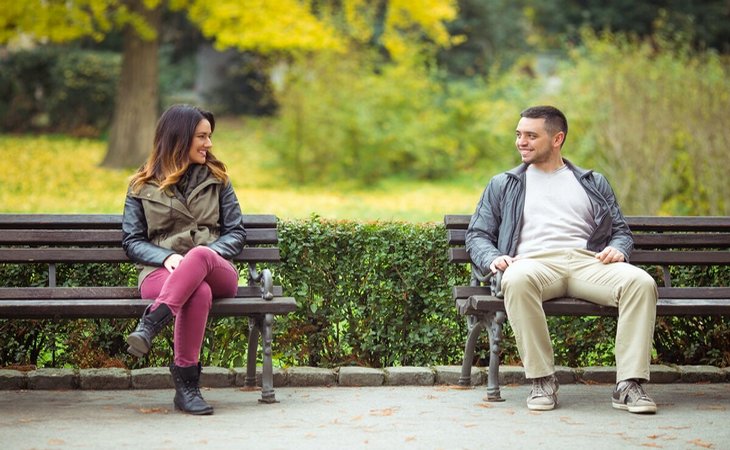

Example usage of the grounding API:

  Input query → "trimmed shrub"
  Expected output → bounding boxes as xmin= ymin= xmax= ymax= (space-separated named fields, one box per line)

xmin=47 ymin=50 xmax=120 ymax=136
xmin=0 ymin=47 xmax=120 ymax=136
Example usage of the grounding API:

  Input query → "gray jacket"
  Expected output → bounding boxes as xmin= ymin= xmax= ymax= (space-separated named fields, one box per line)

xmin=465 ymin=159 xmax=633 ymax=276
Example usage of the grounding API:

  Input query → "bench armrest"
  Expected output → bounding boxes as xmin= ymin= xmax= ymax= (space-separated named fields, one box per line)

xmin=248 ymin=263 xmax=275 ymax=300
xmin=471 ymin=265 xmax=504 ymax=299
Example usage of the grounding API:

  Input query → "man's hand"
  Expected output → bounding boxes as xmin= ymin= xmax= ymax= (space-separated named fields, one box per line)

xmin=163 ymin=253 xmax=184 ymax=272
xmin=595 ymin=246 xmax=625 ymax=264
xmin=490 ymin=255 xmax=516 ymax=273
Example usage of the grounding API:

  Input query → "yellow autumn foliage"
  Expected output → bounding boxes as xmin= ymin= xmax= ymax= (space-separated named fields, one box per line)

xmin=2 ymin=0 xmax=457 ymax=56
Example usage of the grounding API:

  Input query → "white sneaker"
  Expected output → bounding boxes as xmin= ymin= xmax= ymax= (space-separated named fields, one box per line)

xmin=527 ymin=374 xmax=559 ymax=411
xmin=612 ymin=380 xmax=657 ymax=414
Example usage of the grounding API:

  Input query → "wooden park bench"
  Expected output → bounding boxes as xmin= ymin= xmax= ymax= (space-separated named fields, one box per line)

xmin=445 ymin=215 xmax=730 ymax=401
xmin=0 ymin=213 xmax=296 ymax=403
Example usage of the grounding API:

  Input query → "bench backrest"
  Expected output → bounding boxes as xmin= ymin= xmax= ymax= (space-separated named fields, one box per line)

xmin=0 ymin=213 xmax=280 ymax=288
xmin=445 ymin=215 xmax=730 ymax=287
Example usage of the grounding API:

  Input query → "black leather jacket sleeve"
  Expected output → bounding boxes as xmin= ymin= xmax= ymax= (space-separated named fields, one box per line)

xmin=121 ymin=193 xmax=174 ymax=266
xmin=207 ymin=182 xmax=246 ymax=258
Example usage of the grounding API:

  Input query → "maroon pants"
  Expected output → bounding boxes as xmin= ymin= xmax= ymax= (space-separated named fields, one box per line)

xmin=140 ymin=246 xmax=239 ymax=366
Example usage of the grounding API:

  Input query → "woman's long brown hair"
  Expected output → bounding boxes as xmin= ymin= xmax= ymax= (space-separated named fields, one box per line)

xmin=129 ymin=105 xmax=229 ymax=193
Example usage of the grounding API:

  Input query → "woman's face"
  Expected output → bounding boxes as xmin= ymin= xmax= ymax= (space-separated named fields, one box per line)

xmin=187 ymin=119 xmax=212 ymax=165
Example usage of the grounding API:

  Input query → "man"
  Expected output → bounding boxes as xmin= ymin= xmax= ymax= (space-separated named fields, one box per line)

xmin=465 ymin=105 xmax=658 ymax=413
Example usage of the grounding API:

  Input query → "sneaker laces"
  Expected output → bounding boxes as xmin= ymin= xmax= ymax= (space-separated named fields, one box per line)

xmin=530 ymin=376 xmax=557 ymax=398
xmin=621 ymin=380 xmax=651 ymax=402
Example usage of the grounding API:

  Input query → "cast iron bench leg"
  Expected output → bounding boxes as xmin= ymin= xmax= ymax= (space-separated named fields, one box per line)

xmin=459 ymin=315 xmax=486 ymax=386
xmin=245 ymin=316 xmax=261 ymax=389
xmin=485 ymin=311 xmax=506 ymax=402
xmin=259 ymin=313 xmax=277 ymax=404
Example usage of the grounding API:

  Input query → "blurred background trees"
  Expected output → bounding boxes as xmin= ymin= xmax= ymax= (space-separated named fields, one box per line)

xmin=1 ymin=0 xmax=729 ymax=214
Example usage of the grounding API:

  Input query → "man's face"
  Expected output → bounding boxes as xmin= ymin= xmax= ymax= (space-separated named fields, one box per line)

xmin=515 ymin=117 xmax=559 ymax=167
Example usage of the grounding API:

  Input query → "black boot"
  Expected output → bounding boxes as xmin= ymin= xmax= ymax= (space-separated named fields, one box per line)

xmin=170 ymin=363 xmax=214 ymax=415
xmin=126 ymin=303 xmax=172 ymax=357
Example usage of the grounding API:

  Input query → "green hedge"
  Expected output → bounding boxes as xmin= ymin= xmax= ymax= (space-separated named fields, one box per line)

xmin=0 ymin=47 xmax=120 ymax=136
xmin=0 ymin=218 xmax=728 ymax=369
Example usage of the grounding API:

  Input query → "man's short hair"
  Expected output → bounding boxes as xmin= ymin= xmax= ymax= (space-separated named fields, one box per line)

xmin=520 ymin=105 xmax=568 ymax=144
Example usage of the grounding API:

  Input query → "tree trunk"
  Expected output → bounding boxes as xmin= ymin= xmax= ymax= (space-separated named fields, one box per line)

xmin=101 ymin=0 xmax=162 ymax=169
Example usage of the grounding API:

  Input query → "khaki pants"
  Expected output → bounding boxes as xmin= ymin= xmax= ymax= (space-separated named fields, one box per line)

xmin=501 ymin=248 xmax=657 ymax=382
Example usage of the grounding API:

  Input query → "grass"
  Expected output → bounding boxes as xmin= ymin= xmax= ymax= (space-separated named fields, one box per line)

xmin=0 ymin=117 xmax=496 ymax=222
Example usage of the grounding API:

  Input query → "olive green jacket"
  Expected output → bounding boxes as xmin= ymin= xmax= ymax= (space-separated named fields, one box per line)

xmin=121 ymin=167 xmax=246 ymax=286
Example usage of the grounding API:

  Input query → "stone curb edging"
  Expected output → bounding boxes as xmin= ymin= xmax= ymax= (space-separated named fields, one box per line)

xmin=0 ymin=364 xmax=728 ymax=390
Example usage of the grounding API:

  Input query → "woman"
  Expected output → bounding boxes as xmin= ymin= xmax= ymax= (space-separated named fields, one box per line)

xmin=122 ymin=104 xmax=246 ymax=415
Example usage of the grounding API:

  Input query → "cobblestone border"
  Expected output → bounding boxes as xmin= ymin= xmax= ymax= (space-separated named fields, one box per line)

xmin=0 ymin=364 xmax=728 ymax=390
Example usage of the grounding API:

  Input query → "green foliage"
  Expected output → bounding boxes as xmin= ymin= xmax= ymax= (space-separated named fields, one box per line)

xmin=439 ymin=0 xmax=529 ymax=77
xmin=0 ymin=47 xmax=120 ymax=136
xmin=47 ymin=50 xmax=120 ymax=135
xmin=272 ymin=217 xmax=468 ymax=367
xmin=653 ymin=265 xmax=730 ymax=367
xmin=269 ymin=49 xmax=537 ymax=185
xmin=204 ymin=52 xmax=278 ymax=116
xmin=0 ymin=47 xmax=57 ymax=132
xmin=524 ymin=0 xmax=730 ymax=53
xmin=555 ymin=28 xmax=730 ymax=215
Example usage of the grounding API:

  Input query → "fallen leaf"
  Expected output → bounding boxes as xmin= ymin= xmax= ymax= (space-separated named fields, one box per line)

xmin=138 ymin=407 xmax=169 ymax=414
xmin=688 ymin=438 xmax=714 ymax=448
xmin=697 ymin=404 xmax=726 ymax=411
xmin=559 ymin=416 xmax=583 ymax=425
xmin=370 ymin=408 xmax=397 ymax=416
xmin=475 ymin=402 xmax=493 ymax=409
xmin=405 ymin=436 xmax=416 ymax=442
xmin=640 ymin=443 xmax=662 ymax=448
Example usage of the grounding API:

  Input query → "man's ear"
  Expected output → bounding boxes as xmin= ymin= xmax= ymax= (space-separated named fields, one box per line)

xmin=553 ymin=131 xmax=565 ymax=148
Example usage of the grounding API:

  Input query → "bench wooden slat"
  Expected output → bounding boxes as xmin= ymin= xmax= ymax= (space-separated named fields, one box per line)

xmin=454 ymin=286 xmax=730 ymax=300
xmin=445 ymin=214 xmax=730 ymax=233
xmin=0 ymin=247 xmax=281 ymax=263
xmin=0 ymin=214 xmax=279 ymax=229
xmin=0 ymin=296 xmax=298 ymax=319
xmin=461 ymin=295 xmax=730 ymax=317
xmin=447 ymin=229 xmax=730 ymax=248
xmin=0 ymin=228 xmax=278 ymax=245
xmin=630 ymin=250 xmax=730 ymax=265
xmin=626 ymin=216 xmax=730 ymax=232
xmin=448 ymin=247 xmax=730 ymax=265
xmin=632 ymin=233 xmax=730 ymax=248
xmin=0 ymin=286 xmax=285 ymax=300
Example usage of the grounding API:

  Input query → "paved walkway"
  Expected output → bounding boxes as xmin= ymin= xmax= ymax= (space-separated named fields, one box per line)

xmin=1 ymin=383 xmax=729 ymax=449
